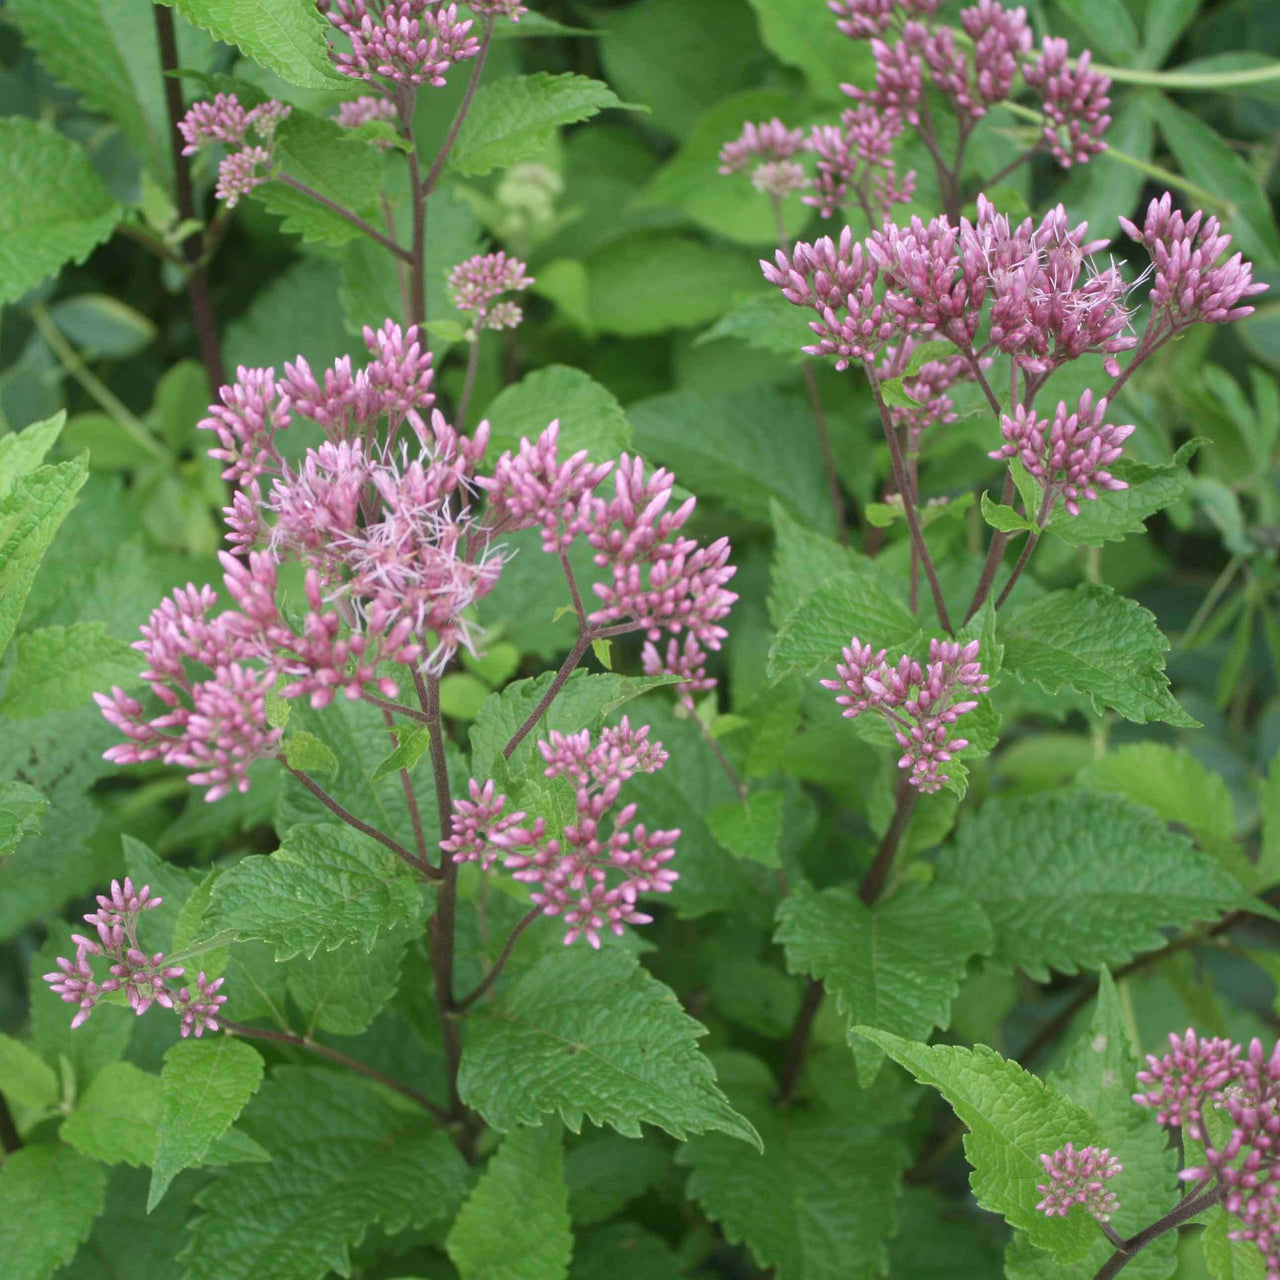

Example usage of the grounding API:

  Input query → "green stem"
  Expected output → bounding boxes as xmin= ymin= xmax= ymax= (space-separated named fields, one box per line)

xmin=1093 ymin=60 xmax=1280 ymax=89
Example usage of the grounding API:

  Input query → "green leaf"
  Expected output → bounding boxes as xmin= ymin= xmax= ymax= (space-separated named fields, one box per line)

xmin=447 ymin=1123 xmax=573 ymax=1280
xmin=1156 ymin=96 xmax=1280 ymax=266
xmin=283 ymin=730 xmax=340 ymax=777
xmin=0 ymin=781 xmax=47 ymax=858
xmin=50 ymin=294 xmax=156 ymax=360
xmin=161 ymin=0 xmax=341 ymax=90
xmin=368 ymin=723 xmax=431 ymax=787
xmin=254 ymin=113 xmax=384 ymax=246
xmin=583 ymin=233 xmax=764 ymax=335
xmin=0 ymin=622 xmax=139 ymax=718
xmin=0 ymin=1144 xmax=108 ymax=1280
xmin=61 ymin=1062 xmax=161 ymax=1168
xmin=571 ymin=1222 xmax=683 ymax=1280
xmin=450 ymin=72 xmax=643 ymax=177
xmin=459 ymin=945 xmax=760 ymax=1148
xmin=708 ymin=790 xmax=785 ymax=867
xmin=935 ymin=789 xmax=1246 ymax=980
xmin=628 ymin=387 xmax=841 ymax=533
xmin=149 ymin=1037 xmax=265 ymax=1211
xmin=183 ymin=1068 xmax=470 ymax=1280
xmin=767 ymin=569 xmax=918 ymax=680
xmin=1000 ymin=583 xmax=1195 ymax=726
xmin=1046 ymin=440 xmax=1202 ymax=547
xmin=122 ymin=834 xmax=202 ymax=953
xmin=697 ymin=292 xmax=811 ymax=363
xmin=207 ymin=822 xmax=424 ymax=960
xmin=0 ymin=411 xmax=66 ymax=499
xmin=1258 ymin=748 xmax=1280 ymax=891
xmin=0 ymin=1031 xmax=58 ymax=1111
xmin=776 ymin=882 xmax=994 ymax=1085
xmin=1141 ymin=0 xmax=1203 ymax=67
xmin=677 ymin=1061 xmax=910 ymax=1280
xmin=746 ymin=0 xmax=875 ymax=98
xmin=286 ymin=928 xmax=408 ymax=1036
xmin=858 ymin=1029 xmax=1102 ymax=1260
xmin=1203 ymin=1208 xmax=1268 ymax=1280
xmin=0 ymin=119 xmax=121 ymax=305
xmin=484 ymin=365 xmax=632 ymax=462
xmin=0 ymin=455 xmax=89 ymax=661
xmin=565 ymin=1133 xmax=671 ymax=1225
xmin=981 ymin=491 xmax=1040 ymax=533
xmin=767 ymin=500 xmax=860 ymax=627
xmin=1054 ymin=0 xmax=1139 ymax=62
xmin=1006 ymin=968 xmax=1179 ymax=1279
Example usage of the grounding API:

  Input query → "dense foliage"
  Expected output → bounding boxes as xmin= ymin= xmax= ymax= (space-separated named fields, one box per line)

xmin=1 ymin=0 xmax=1279 ymax=1277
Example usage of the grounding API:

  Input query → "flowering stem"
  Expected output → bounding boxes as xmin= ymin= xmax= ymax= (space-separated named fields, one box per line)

xmin=1093 ymin=1182 xmax=1223 ymax=1279
xmin=457 ymin=337 xmax=481 ymax=429
xmin=686 ymin=699 xmax=749 ymax=801
xmin=993 ymin=491 xmax=1056 ymax=611
xmin=219 ymin=1019 xmax=450 ymax=1122
xmin=453 ymin=906 xmax=543 ymax=1011
xmin=361 ymin=691 xmax=434 ymax=724
xmin=153 ymin=1 xmax=226 ymax=390
xmin=406 ymin=129 xmax=426 ymax=328
xmin=378 ymin=707 xmax=429 ymax=863
xmin=503 ymin=633 xmax=593 ymax=760
xmin=420 ymin=19 xmax=495 ymax=198
xmin=276 ymin=175 xmax=413 ymax=263
xmin=284 ymin=764 xmax=437 ymax=878
xmin=963 ymin=472 xmax=1017 ymax=623
xmin=866 ymin=367 xmax=954 ymax=633
xmin=559 ymin=551 xmax=588 ymax=628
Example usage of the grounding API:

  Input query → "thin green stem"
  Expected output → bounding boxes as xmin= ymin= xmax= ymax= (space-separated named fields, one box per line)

xmin=1093 ymin=60 xmax=1280 ymax=89
xmin=457 ymin=337 xmax=481 ymax=429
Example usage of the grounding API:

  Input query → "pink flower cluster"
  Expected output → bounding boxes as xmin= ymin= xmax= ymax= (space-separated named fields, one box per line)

xmin=178 ymin=93 xmax=292 ymax=208
xmin=990 ymin=390 xmax=1134 ymax=516
xmin=821 ymin=637 xmax=989 ymax=792
xmin=42 ymin=880 xmax=226 ymax=1038
xmin=335 ymin=94 xmax=400 ymax=144
xmin=1035 ymin=1144 xmax=1123 ymax=1222
xmin=832 ymin=0 xmax=1110 ymax=168
xmin=447 ymin=252 xmax=534 ymax=332
xmin=718 ymin=118 xmax=810 ymax=201
xmin=443 ymin=720 xmax=677 ymax=947
xmin=805 ymin=104 xmax=915 ymax=222
xmin=1135 ymin=1030 xmax=1280 ymax=1277
xmin=877 ymin=339 xmax=981 ymax=453
xmin=320 ymin=1 xmax=480 ymax=86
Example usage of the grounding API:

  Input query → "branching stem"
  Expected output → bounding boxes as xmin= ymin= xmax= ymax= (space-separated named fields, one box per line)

xmin=454 ymin=907 xmax=544 ymax=1011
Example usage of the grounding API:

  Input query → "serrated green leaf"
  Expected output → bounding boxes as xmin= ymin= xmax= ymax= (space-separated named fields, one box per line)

xmin=450 ymin=72 xmax=643 ymax=177
xmin=172 ymin=872 xmax=231 ymax=981
xmin=0 ymin=1031 xmax=58 ymax=1112
xmin=936 ymin=790 xmax=1245 ymax=980
xmin=571 ymin=1221 xmax=683 ymax=1280
xmin=981 ymin=491 xmax=1040 ymax=533
xmin=768 ymin=569 xmax=919 ymax=680
xmin=149 ymin=1037 xmax=264 ymax=1211
xmin=707 ymin=790 xmax=784 ymax=867
xmin=287 ymin=928 xmax=408 ymax=1036
xmin=564 ymin=1133 xmax=671 ymax=1225
xmin=121 ymin=834 xmax=202 ymax=954
xmin=0 ymin=412 xmax=66 ymax=499
xmin=207 ymin=822 xmax=424 ymax=960
xmin=182 ymin=1067 xmax=470 ymax=1280
xmin=284 ymin=730 xmax=340 ymax=777
xmin=0 ymin=456 xmax=89 ymax=662
xmin=0 ymin=1143 xmax=107 ymax=1280
xmin=447 ymin=1123 xmax=573 ymax=1280
xmin=767 ymin=501 xmax=860 ymax=627
xmin=677 ymin=1063 xmax=910 ymax=1280
xmin=1203 ymin=1208 xmax=1268 ymax=1279
xmin=696 ymin=291 xmax=810 ymax=363
xmin=776 ymin=882 xmax=994 ymax=1085
xmin=484 ymin=365 xmax=632 ymax=462
xmin=368 ymin=723 xmax=431 ymax=786
xmin=161 ymin=0 xmax=341 ymax=90
xmin=0 ymin=781 xmax=47 ymax=858
xmin=459 ymin=944 xmax=760 ymax=1148
xmin=857 ymin=1029 xmax=1103 ymax=1260
xmin=0 ymin=119 xmax=121 ymax=306
xmin=61 ymin=1062 xmax=161 ymax=1168
xmin=1000 ymin=583 xmax=1196 ymax=726
xmin=0 ymin=621 xmax=140 ymax=718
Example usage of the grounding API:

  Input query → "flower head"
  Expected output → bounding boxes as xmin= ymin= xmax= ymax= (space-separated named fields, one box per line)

xmin=1024 ymin=38 xmax=1111 ymax=167
xmin=447 ymin=252 xmax=534 ymax=331
xmin=1036 ymin=1145 xmax=1122 ymax=1222
xmin=321 ymin=0 xmax=481 ymax=86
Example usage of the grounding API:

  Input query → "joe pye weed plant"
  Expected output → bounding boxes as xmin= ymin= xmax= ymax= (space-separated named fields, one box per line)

xmin=1 ymin=0 xmax=1279 ymax=1277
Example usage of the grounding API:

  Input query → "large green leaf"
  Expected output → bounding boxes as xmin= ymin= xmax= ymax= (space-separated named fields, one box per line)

xmin=744 ymin=0 xmax=875 ymax=100
xmin=1000 ymin=583 xmax=1195 ymax=726
xmin=458 ymin=944 xmax=760 ymax=1148
xmin=0 ymin=622 xmax=140 ymax=719
xmin=0 ymin=1031 xmax=58 ymax=1112
xmin=484 ymin=365 xmax=631 ymax=462
xmin=285 ymin=927 xmax=408 ymax=1036
xmin=447 ymin=1124 xmax=573 ymax=1280
xmin=935 ymin=790 xmax=1245 ymax=979
xmin=0 ymin=119 xmax=121 ymax=306
xmin=0 ymin=1144 xmax=107 ymax=1280
xmin=698 ymin=292 xmax=813 ymax=365
xmin=0 ymin=412 xmax=66 ymax=499
xmin=0 ymin=781 xmax=47 ymax=859
xmin=182 ymin=1068 xmax=470 ymax=1280
xmin=775 ymin=881 xmax=993 ymax=1084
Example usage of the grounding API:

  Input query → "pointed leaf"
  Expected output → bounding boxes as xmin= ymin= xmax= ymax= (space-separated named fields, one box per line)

xmin=0 ymin=622 xmax=140 ymax=718
xmin=0 ymin=1143 xmax=107 ymax=1280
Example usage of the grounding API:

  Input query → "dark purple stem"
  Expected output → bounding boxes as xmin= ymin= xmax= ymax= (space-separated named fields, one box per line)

xmin=421 ymin=20 xmax=495 ymax=198
xmin=454 ymin=906 xmax=543 ymax=1011
xmin=276 ymin=175 xmax=411 ymax=261
xmin=1093 ymin=1183 xmax=1223 ymax=1280
xmin=964 ymin=471 xmax=1017 ymax=624
xmin=503 ymin=633 xmax=592 ymax=760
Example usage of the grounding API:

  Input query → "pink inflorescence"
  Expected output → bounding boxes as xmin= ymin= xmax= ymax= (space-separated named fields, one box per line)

xmin=877 ymin=337 xmax=983 ymax=453
xmin=42 ymin=879 xmax=226 ymax=1037
xmin=336 ymin=94 xmax=400 ymax=139
xmin=990 ymin=390 xmax=1134 ymax=517
xmin=447 ymin=252 xmax=535 ymax=332
xmin=803 ymin=106 xmax=915 ymax=221
xmin=821 ymin=637 xmax=989 ymax=792
xmin=718 ymin=119 xmax=810 ymax=201
xmin=443 ymin=719 xmax=677 ymax=948
xmin=1023 ymin=38 xmax=1112 ymax=167
xmin=1134 ymin=1029 xmax=1280 ymax=1278
xmin=179 ymin=94 xmax=292 ymax=209
xmin=1120 ymin=192 xmax=1268 ymax=330
xmin=1035 ymin=1144 xmax=1123 ymax=1222
xmin=321 ymin=0 xmax=481 ymax=86
xmin=469 ymin=0 xmax=528 ymax=17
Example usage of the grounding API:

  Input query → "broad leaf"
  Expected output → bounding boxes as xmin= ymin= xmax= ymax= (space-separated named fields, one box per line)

xmin=286 ymin=928 xmax=408 ymax=1036
xmin=0 ymin=781 xmax=47 ymax=858
xmin=858 ymin=1029 xmax=1103 ymax=1261
xmin=450 ymin=73 xmax=643 ymax=177
xmin=744 ymin=0 xmax=874 ymax=100
xmin=149 ymin=1037 xmax=265 ymax=1210
xmin=182 ymin=1068 xmax=470 ymax=1280
xmin=0 ymin=1144 xmax=107 ymax=1280
xmin=0 ymin=120 xmax=121 ymax=306
xmin=458 ymin=944 xmax=760 ymax=1148
xmin=0 ymin=622 xmax=140 ymax=718
xmin=564 ymin=1133 xmax=671 ymax=1225
xmin=1055 ymin=0 xmax=1140 ymax=61
xmin=1202 ymin=1208 xmax=1268 ymax=1279
xmin=368 ymin=723 xmax=431 ymax=786
xmin=767 ymin=501 xmax=860 ymax=627
xmin=447 ymin=1123 xmax=573 ymax=1280
xmin=697 ymin=292 xmax=811 ymax=364
xmin=484 ymin=365 xmax=631 ymax=462
xmin=935 ymin=789 xmax=1246 ymax=979
xmin=1000 ymin=583 xmax=1195 ymax=726
xmin=708 ymin=789 xmax=785 ymax=868
xmin=0 ymin=411 xmax=66 ymax=498
xmin=775 ymin=881 xmax=993 ymax=1084
xmin=207 ymin=822 xmax=425 ymax=960
xmin=0 ymin=1031 xmax=58 ymax=1112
